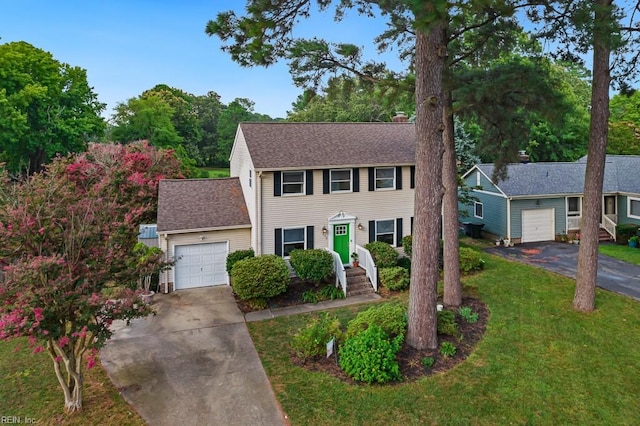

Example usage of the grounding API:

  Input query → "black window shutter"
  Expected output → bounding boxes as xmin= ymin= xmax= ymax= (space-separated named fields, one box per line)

xmin=410 ymin=166 xmax=415 ymax=189
xmin=323 ymin=170 xmax=330 ymax=194
xmin=411 ymin=217 xmax=414 ymax=235
xmin=275 ymin=228 xmax=283 ymax=256
xmin=352 ymin=168 xmax=360 ymax=192
xmin=274 ymin=171 xmax=282 ymax=196
xmin=396 ymin=166 xmax=403 ymax=190
xmin=396 ymin=218 xmax=403 ymax=247
xmin=369 ymin=220 xmax=375 ymax=243
xmin=306 ymin=170 xmax=314 ymax=195
xmin=306 ymin=226 xmax=314 ymax=249
xmin=368 ymin=167 xmax=375 ymax=191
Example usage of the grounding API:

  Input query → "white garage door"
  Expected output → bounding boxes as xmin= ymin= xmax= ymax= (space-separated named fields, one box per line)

xmin=174 ymin=242 xmax=228 ymax=290
xmin=521 ymin=208 xmax=555 ymax=243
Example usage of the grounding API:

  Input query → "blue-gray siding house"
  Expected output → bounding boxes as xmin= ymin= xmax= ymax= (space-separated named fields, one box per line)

xmin=459 ymin=155 xmax=640 ymax=244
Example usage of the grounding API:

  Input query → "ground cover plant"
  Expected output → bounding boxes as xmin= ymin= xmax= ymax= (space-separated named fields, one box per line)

xmin=248 ymin=253 xmax=640 ymax=425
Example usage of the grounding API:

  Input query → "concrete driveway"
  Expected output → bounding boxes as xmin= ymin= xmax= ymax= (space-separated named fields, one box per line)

xmin=486 ymin=242 xmax=640 ymax=301
xmin=100 ymin=286 xmax=286 ymax=426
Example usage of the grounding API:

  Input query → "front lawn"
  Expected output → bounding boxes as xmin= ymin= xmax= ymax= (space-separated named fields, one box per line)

xmin=248 ymin=253 xmax=640 ymax=425
xmin=0 ymin=338 xmax=144 ymax=425
xmin=599 ymin=242 xmax=640 ymax=265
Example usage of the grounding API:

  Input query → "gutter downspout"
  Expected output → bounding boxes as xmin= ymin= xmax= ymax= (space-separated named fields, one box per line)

xmin=256 ymin=171 xmax=263 ymax=255
xmin=506 ymin=197 xmax=512 ymax=242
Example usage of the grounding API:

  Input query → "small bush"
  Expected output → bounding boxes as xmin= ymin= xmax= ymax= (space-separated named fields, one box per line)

xmin=226 ymin=248 xmax=255 ymax=273
xmin=440 ymin=341 xmax=457 ymax=358
xmin=301 ymin=290 xmax=319 ymax=304
xmin=317 ymin=285 xmax=345 ymax=301
xmin=616 ymin=223 xmax=638 ymax=244
xmin=379 ymin=267 xmax=410 ymax=291
xmin=339 ymin=325 xmax=403 ymax=384
xmin=289 ymin=249 xmax=334 ymax=282
xmin=291 ymin=313 xmax=343 ymax=360
xmin=364 ymin=241 xmax=398 ymax=268
xmin=346 ymin=303 xmax=407 ymax=339
xmin=458 ymin=306 xmax=478 ymax=323
xmin=421 ymin=356 xmax=435 ymax=368
xmin=231 ymin=255 xmax=289 ymax=302
xmin=437 ymin=309 xmax=459 ymax=336
xmin=402 ymin=235 xmax=412 ymax=258
xmin=459 ymin=247 xmax=484 ymax=273
xmin=396 ymin=256 xmax=411 ymax=272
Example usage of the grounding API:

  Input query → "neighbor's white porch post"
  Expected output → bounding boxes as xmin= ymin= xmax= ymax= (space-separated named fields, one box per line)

xmin=256 ymin=171 xmax=263 ymax=255
xmin=507 ymin=197 xmax=512 ymax=242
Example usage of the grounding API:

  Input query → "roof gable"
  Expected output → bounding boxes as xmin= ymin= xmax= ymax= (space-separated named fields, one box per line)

xmin=238 ymin=122 xmax=416 ymax=170
xmin=157 ymin=178 xmax=250 ymax=232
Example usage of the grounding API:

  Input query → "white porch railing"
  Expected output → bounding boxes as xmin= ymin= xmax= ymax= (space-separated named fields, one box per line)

xmin=324 ymin=248 xmax=347 ymax=295
xmin=567 ymin=216 xmax=581 ymax=230
xmin=602 ymin=214 xmax=617 ymax=241
xmin=356 ymin=245 xmax=378 ymax=292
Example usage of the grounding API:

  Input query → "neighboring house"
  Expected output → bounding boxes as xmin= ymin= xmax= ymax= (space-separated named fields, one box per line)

xmin=459 ymin=155 xmax=640 ymax=244
xmin=138 ymin=224 xmax=159 ymax=248
xmin=157 ymin=121 xmax=417 ymax=292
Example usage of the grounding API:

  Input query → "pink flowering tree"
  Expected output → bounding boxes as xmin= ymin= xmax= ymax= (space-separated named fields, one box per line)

xmin=0 ymin=141 xmax=184 ymax=413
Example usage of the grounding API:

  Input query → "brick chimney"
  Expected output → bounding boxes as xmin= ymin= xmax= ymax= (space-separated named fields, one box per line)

xmin=392 ymin=111 xmax=409 ymax=122
xmin=518 ymin=150 xmax=530 ymax=164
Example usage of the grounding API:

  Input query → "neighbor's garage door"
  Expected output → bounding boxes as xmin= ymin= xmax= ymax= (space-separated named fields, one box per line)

xmin=521 ymin=208 xmax=555 ymax=243
xmin=174 ymin=242 xmax=228 ymax=290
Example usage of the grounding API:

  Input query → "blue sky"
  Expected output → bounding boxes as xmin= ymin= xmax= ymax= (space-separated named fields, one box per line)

xmin=1 ymin=0 xmax=401 ymax=119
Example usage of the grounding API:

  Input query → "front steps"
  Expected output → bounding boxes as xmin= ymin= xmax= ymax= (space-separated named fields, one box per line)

xmin=345 ymin=266 xmax=375 ymax=297
xmin=599 ymin=227 xmax=614 ymax=242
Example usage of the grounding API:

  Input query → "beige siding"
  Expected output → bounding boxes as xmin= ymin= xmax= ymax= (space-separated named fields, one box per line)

xmin=229 ymin=128 xmax=257 ymax=248
xmin=260 ymin=167 xmax=414 ymax=254
xmin=159 ymin=228 xmax=251 ymax=292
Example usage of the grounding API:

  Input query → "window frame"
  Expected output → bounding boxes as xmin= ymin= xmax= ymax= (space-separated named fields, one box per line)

xmin=282 ymin=227 xmax=306 ymax=257
xmin=567 ymin=196 xmax=581 ymax=217
xmin=281 ymin=170 xmax=306 ymax=196
xmin=375 ymin=219 xmax=396 ymax=246
xmin=375 ymin=167 xmax=396 ymax=191
xmin=628 ymin=197 xmax=640 ymax=219
xmin=474 ymin=201 xmax=484 ymax=219
xmin=330 ymin=168 xmax=352 ymax=193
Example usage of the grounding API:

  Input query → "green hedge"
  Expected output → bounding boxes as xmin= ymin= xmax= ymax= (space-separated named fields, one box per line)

xmin=346 ymin=303 xmax=407 ymax=339
xmin=616 ymin=223 xmax=638 ymax=244
xmin=231 ymin=255 xmax=289 ymax=302
xmin=289 ymin=249 xmax=334 ymax=282
xmin=459 ymin=247 xmax=485 ymax=273
xmin=379 ymin=266 xmax=410 ymax=291
xmin=364 ymin=241 xmax=398 ymax=268
xmin=226 ymin=248 xmax=255 ymax=273
xmin=402 ymin=235 xmax=412 ymax=258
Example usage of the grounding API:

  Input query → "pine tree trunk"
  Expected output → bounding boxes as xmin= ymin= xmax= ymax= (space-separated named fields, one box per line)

xmin=574 ymin=0 xmax=612 ymax=312
xmin=407 ymin=19 xmax=447 ymax=350
xmin=442 ymin=89 xmax=462 ymax=307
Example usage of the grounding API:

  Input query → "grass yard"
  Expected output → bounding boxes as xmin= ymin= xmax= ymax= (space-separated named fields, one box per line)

xmin=599 ymin=242 xmax=640 ymax=265
xmin=248 ymin=253 xmax=640 ymax=425
xmin=198 ymin=167 xmax=230 ymax=178
xmin=0 ymin=339 xmax=144 ymax=425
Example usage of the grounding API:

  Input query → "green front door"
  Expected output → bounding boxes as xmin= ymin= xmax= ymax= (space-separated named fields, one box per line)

xmin=333 ymin=223 xmax=350 ymax=264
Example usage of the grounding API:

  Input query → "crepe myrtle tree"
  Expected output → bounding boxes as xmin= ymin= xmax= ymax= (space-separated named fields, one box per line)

xmin=0 ymin=141 xmax=184 ymax=413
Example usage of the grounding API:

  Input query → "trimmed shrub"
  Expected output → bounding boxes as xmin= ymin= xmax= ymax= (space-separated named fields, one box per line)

xmin=616 ymin=223 xmax=638 ymax=244
xmin=402 ymin=235 xmax=412 ymax=258
xmin=339 ymin=325 xmax=403 ymax=384
xmin=364 ymin=241 xmax=398 ymax=268
xmin=396 ymin=256 xmax=411 ymax=272
xmin=289 ymin=249 xmax=334 ymax=282
xmin=231 ymin=255 xmax=289 ymax=302
xmin=346 ymin=303 xmax=407 ymax=338
xmin=291 ymin=313 xmax=343 ymax=360
xmin=437 ymin=309 xmax=459 ymax=336
xmin=379 ymin=266 xmax=410 ymax=291
xmin=459 ymin=247 xmax=484 ymax=273
xmin=226 ymin=248 xmax=255 ymax=273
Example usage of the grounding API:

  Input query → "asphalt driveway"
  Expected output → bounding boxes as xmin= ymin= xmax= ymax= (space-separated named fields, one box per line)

xmin=486 ymin=242 xmax=640 ymax=301
xmin=100 ymin=286 xmax=286 ymax=426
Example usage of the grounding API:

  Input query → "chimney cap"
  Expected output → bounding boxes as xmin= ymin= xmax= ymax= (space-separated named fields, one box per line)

xmin=392 ymin=111 xmax=408 ymax=122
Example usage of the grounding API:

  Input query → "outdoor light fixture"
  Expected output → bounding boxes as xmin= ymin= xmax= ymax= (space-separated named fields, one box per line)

xmin=322 ymin=226 xmax=328 ymax=236
xmin=357 ymin=223 xmax=363 ymax=231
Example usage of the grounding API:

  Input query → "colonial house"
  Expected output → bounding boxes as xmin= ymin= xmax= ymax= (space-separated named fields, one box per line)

xmin=157 ymin=122 xmax=417 ymax=292
xmin=459 ymin=155 xmax=640 ymax=244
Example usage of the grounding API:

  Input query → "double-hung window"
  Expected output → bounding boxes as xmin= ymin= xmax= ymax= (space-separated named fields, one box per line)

xmin=330 ymin=169 xmax=352 ymax=193
xmin=375 ymin=219 xmax=395 ymax=245
xmin=474 ymin=202 xmax=483 ymax=219
xmin=283 ymin=228 xmax=305 ymax=256
xmin=567 ymin=197 xmax=581 ymax=216
xmin=282 ymin=171 xmax=305 ymax=195
xmin=375 ymin=167 xmax=395 ymax=190
xmin=629 ymin=198 xmax=640 ymax=219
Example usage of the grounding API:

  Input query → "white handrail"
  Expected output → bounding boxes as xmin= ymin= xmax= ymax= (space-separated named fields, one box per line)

xmin=324 ymin=248 xmax=347 ymax=295
xmin=356 ymin=245 xmax=378 ymax=292
xmin=602 ymin=214 xmax=617 ymax=241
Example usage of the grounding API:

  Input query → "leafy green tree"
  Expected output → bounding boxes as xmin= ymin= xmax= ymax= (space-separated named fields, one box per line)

xmin=0 ymin=41 xmax=105 ymax=174
xmin=193 ymin=91 xmax=224 ymax=166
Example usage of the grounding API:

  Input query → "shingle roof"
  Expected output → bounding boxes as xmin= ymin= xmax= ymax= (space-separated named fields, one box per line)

xmin=477 ymin=155 xmax=640 ymax=197
xmin=238 ymin=122 xmax=416 ymax=170
xmin=157 ymin=178 xmax=250 ymax=232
